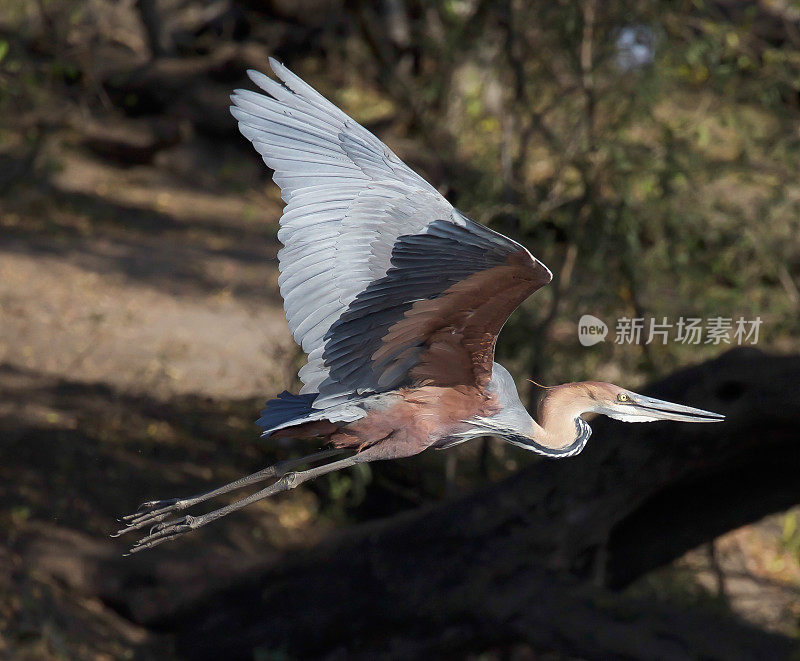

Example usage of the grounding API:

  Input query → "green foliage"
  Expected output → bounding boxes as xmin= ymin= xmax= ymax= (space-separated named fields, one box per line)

xmin=316 ymin=463 xmax=372 ymax=521
xmin=343 ymin=0 xmax=800 ymax=389
xmin=783 ymin=512 xmax=800 ymax=561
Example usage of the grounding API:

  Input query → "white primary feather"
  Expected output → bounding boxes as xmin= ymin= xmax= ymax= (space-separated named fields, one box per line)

xmin=231 ymin=60 xmax=542 ymax=408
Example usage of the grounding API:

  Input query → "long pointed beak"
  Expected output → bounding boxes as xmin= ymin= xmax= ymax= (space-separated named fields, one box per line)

xmin=630 ymin=394 xmax=725 ymax=423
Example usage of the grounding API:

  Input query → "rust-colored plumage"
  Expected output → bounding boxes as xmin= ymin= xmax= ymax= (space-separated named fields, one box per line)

xmin=114 ymin=61 xmax=724 ymax=553
xmin=394 ymin=249 xmax=550 ymax=388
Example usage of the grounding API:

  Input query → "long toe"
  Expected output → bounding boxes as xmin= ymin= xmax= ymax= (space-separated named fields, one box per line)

xmin=127 ymin=515 xmax=196 ymax=553
xmin=113 ymin=499 xmax=187 ymax=536
xmin=121 ymin=497 xmax=181 ymax=520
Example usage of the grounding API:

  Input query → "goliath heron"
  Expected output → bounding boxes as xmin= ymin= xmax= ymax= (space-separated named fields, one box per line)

xmin=115 ymin=60 xmax=724 ymax=552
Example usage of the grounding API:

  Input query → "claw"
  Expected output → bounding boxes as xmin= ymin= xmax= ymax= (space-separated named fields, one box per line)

xmin=126 ymin=516 xmax=195 ymax=553
xmin=149 ymin=520 xmax=172 ymax=535
xmin=111 ymin=496 xmax=191 ymax=541
xmin=120 ymin=497 xmax=181 ymax=522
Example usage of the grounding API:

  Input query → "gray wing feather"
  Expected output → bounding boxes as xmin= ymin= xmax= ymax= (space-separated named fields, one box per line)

xmin=232 ymin=59 xmax=545 ymax=408
xmin=231 ymin=60 xmax=452 ymax=400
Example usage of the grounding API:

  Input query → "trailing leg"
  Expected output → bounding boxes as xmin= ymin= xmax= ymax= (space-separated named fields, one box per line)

xmin=120 ymin=452 xmax=370 ymax=553
xmin=113 ymin=448 xmax=346 ymax=538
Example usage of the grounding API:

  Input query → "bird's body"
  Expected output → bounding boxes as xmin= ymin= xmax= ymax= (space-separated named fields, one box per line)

xmin=115 ymin=60 xmax=724 ymax=552
xmin=265 ymin=362 xmax=591 ymax=458
xmin=266 ymin=364 xmax=529 ymax=457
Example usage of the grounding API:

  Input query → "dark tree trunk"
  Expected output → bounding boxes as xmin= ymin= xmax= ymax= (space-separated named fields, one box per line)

xmin=158 ymin=348 xmax=800 ymax=659
xmin=135 ymin=0 xmax=168 ymax=59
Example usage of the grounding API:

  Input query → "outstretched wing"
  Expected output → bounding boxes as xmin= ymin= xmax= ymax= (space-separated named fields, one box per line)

xmin=231 ymin=59 xmax=551 ymax=407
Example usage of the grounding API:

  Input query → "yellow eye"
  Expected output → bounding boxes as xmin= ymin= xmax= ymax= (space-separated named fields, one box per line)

xmin=618 ymin=393 xmax=629 ymax=402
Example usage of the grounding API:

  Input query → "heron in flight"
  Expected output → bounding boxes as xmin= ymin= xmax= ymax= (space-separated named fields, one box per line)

xmin=115 ymin=60 xmax=724 ymax=552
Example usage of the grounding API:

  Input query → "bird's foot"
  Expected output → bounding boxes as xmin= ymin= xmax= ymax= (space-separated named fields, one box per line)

xmin=112 ymin=497 xmax=187 ymax=538
xmin=124 ymin=515 xmax=197 ymax=554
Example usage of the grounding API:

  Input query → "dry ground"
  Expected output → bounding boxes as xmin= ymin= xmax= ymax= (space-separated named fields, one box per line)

xmin=0 ymin=124 xmax=332 ymax=658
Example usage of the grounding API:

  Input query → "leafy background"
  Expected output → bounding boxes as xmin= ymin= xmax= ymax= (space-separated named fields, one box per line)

xmin=0 ymin=0 xmax=799 ymax=658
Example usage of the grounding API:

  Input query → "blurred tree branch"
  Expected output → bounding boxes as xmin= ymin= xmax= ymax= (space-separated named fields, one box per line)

xmin=135 ymin=0 xmax=169 ymax=59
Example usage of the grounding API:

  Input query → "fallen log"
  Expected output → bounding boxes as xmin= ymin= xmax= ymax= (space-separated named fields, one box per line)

xmin=161 ymin=348 xmax=800 ymax=659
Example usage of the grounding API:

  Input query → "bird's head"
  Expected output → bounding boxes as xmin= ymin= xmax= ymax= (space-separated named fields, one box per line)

xmin=566 ymin=381 xmax=725 ymax=423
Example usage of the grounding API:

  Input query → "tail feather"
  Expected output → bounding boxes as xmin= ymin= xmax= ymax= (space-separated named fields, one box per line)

xmin=257 ymin=391 xmax=317 ymax=435
xmin=258 ymin=390 xmax=368 ymax=439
